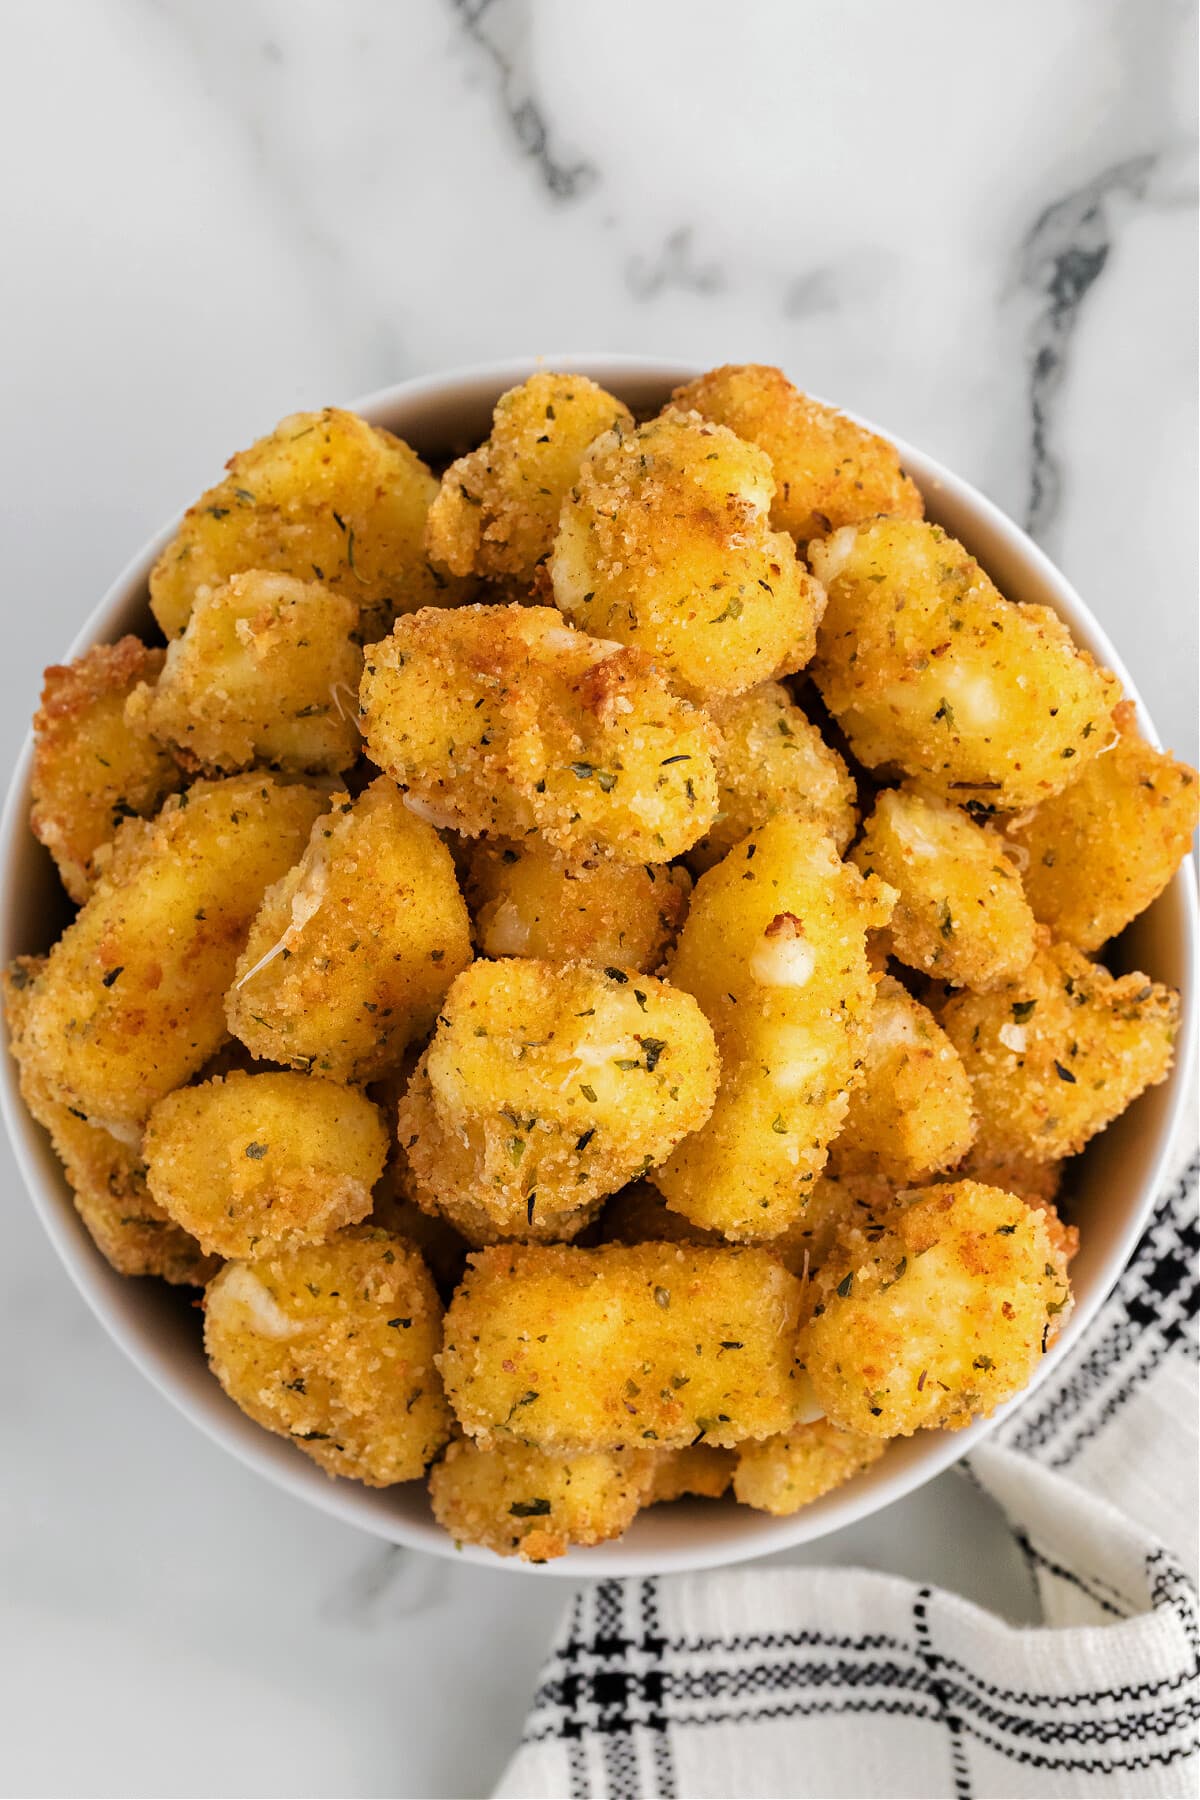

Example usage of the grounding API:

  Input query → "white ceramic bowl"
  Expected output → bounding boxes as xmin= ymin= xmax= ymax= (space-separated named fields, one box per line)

xmin=2 ymin=355 xmax=1195 ymax=1576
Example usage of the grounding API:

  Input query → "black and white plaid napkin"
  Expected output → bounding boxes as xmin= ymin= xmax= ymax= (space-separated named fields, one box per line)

xmin=496 ymin=1146 xmax=1199 ymax=1800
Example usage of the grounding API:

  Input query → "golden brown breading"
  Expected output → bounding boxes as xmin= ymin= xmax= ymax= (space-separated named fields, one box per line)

xmin=651 ymin=815 xmax=895 ymax=1239
xmin=439 ymin=1243 xmax=806 ymax=1452
xmin=733 ymin=1418 xmax=886 ymax=1514
xmin=204 ymin=1227 xmax=451 ymax=1485
xmin=671 ymin=364 xmax=923 ymax=543
xmin=851 ymin=787 xmax=1038 ymax=992
xmin=228 ymin=777 xmax=471 ymax=1082
xmin=369 ymin=1183 xmax=470 ymax=1295
xmin=15 ymin=775 xmax=325 ymax=1133
xmin=1005 ymin=702 xmax=1199 ymax=951
xmin=466 ymin=839 xmax=690 ymax=971
xmin=804 ymin=1182 xmax=1071 ymax=1436
xmin=128 ymin=571 xmax=362 ymax=775
xmin=426 ymin=372 xmax=633 ymax=582
xmin=428 ymin=1430 xmax=655 ymax=1561
xmin=687 ymin=681 xmax=857 ymax=873
xmin=949 ymin=1143 xmax=1065 ymax=1212
xmin=940 ymin=942 xmax=1178 ymax=1164
xmin=827 ymin=977 xmax=975 ymax=1183
xmin=598 ymin=1172 xmax=882 ymax=1281
xmin=359 ymin=604 xmax=719 ymax=863
xmin=645 ymin=1444 xmax=736 ymax=1505
xmin=150 ymin=408 xmax=471 ymax=641
xmin=942 ymin=1144 xmax=1077 ymax=1262
xmin=144 ymin=1070 xmax=388 ymax=1258
xmin=4 ymin=957 xmax=219 ymax=1284
xmin=31 ymin=638 xmax=183 ymax=903
xmin=397 ymin=959 xmax=720 ymax=1243
xmin=769 ymin=1171 xmax=899 ymax=1278
xmin=809 ymin=520 xmax=1120 ymax=808
xmin=551 ymin=411 xmax=825 ymax=701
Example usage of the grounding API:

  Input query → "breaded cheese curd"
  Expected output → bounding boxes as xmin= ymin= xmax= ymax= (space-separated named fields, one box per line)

xmin=204 ymin=1227 xmax=451 ymax=1485
xmin=599 ymin=1171 xmax=890 ymax=1281
xmin=467 ymin=838 xmax=689 ymax=971
xmin=426 ymin=372 xmax=633 ymax=582
xmin=687 ymin=681 xmax=857 ymax=873
xmin=940 ymin=941 xmax=1178 ymax=1163
xmin=228 ymin=777 xmax=471 ymax=1082
xmin=397 ymin=959 xmax=720 ymax=1242
xmin=150 ymin=407 xmax=470 ymax=641
xmin=651 ymin=814 xmax=895 ymax=1239
xmin=428 ymin=1431 xmax=655 ymax=1561
xmin=31 ymin=639 xmax=182 ymax=902
xmin=733 ymin=1418 xmax=886 ymax=1515
xmin=827 ymin=977 xmax=975 ymax=1184
xmin=804 ymin=1181 xmax=1071 ymax=1436
xmin=16 ymin=775 xmax=325 ymax=1133
xmin=3 ymin=957 xmax=219 ymax=1284
xmin=358 ymin=604 xmax=719 ymax=863
xmin=671 ymin=363 xmax=923 ymax=543
xmin=809 ymin=520 xmax=1120 ymax=809
xmin=144 ymin=1071 xmax=388 ymax=1258
xmin=551 ymin=411 xmax=825 ymax=701
xmin=851 ymin=786 xmax=1038 ymax=991
xmin=440 ymin=1243 xmax=806 ymax=1451
xmin=645 ymin=1444 xmax=737 ymax=1505
xmin=1005 ymin=702 xmax=1199 ymax=951
xmin=129 ymin=571 xmax=362 ymax=775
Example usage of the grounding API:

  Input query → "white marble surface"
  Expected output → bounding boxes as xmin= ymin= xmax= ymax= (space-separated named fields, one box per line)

xmin=0 ymin=2 xmax=1196 ymax=1795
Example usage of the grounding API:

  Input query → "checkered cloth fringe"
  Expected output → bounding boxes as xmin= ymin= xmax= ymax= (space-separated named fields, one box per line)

xmin=496 ymin=1148 xmax=1199 ymax=1800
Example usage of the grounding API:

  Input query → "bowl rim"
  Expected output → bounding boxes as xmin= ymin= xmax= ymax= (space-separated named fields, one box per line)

xmin=2 ymin=351 xmax=1195 ymax=1577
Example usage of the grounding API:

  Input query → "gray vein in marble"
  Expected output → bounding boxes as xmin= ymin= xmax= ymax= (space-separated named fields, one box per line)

xmin=626 ymin=226 xmax=725 ymax=301
xmin=450 ymin=0 xmax=597 ymax=201
xmin=783 ymin=249 xmax=892 ymax=320
xmin=135 ymin=0 xmax=414 ymax=392
xmin=322 ymin=1543 xmax=452 ymax=1627
xmin=1019 ymin=155 xmax=1156 ymax=542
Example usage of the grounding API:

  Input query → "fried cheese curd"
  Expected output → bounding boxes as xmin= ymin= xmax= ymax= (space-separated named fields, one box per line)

xmin=851 ymin=786 xmax=1038 ymax=991
xmin=150 ymin=408 xmax=469 ymax=642
xmin=3 ymin=957 xmax=218 ymax=1284
xmin=1005 ymin=702 xmax=1199 ymax=951
xmin=439 ymin=1243 xmax=805 ymax=1452
xmin=17 ymin=774 xmax=325 ymax=1134
xmin=651 ymin=814 xmax=895 ymax=1239
xmin=397 ymin=958 xmax=720 ymax=1243
xmin=31 ymin=638 xmax=183 ymax=903
xmin=205 ymin=1228 xmax=450 ymax=1485
xmin=940 ymin=941 xmax=1178 ymax=1164
xmin=466 ymin=838 xmax=690 ymax=970
xmin=426 ymin=372 xmax=633 ymax=582
xmin=143 ymin=1070 xmax=388 ymax=1259
xmin=809 ymin=520 xmax=1120 ymax=809
xmin=646 ymin=1445 xmax=736 ymax=1505
xmin=733 ymin=1419 xmax=886 ymax=1516
xmin=827 ymin=977 xmax=975 ymax=1184
xmin=804 ymin=1181 xmax=1071 ymax=1437
xmin=550 ymin=411 xmax=825 ymax=701
xmin=228 ymin=777 xmax=471 ymax=1082
xmin=947 ymin=1148 xmax=1078 ymax=1264
xmin=429 ymin=1431 xmax=655 ymax=1561
xmin=359 ymin=604 xmax=718 ymax=863
xmin=128 ymin=571 xmax=361 ymax=775
xmin=599 ymin=1173 xmax=884 ymax=1280
xmin=364 ymin=1056 xmax=471 ymax=1294
xmin=952 ymin=1144 xmax=1065 ymax=1213
xmin=671 ymin=364 xmax=923 ymax=544
xmin=687 ymin=681 xmax=857 ymax=874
